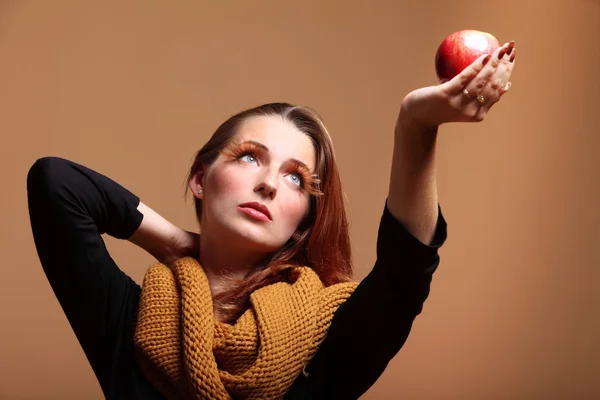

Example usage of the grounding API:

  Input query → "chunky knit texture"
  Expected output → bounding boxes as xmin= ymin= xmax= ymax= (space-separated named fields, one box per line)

xmin=133 ymin=257 xmax=358 ymax=400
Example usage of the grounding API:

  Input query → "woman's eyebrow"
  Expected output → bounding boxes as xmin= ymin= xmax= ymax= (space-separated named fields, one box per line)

xmin=241 ymin=140 xmax=313 ymax=173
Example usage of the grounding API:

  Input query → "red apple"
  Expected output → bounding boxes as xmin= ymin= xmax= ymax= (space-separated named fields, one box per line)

xmin=435 ymin=30 xmax=500 ymax=83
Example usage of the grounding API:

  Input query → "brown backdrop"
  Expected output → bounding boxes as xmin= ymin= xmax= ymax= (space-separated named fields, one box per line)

xmin=1 ymin=1 xmax=599 ymax=398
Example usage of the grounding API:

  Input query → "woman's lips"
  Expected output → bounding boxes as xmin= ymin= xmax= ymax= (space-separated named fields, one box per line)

xmin=238 ymin=206 xmax=271 ymax=222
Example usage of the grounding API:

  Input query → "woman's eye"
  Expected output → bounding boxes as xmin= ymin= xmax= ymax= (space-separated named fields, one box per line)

xmin=287 ymin=173 xmax=303 ymax=187
xmin=240 ymin=154 xmax=257 ymax=164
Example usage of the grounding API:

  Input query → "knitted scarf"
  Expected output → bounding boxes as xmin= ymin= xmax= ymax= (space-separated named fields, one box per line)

xmin=133 ymin=256 xmax=357 ymax=400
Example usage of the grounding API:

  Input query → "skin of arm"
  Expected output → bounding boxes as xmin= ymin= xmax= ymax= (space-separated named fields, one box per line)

xmin=386 ymin=103 xmax=440 ymax=246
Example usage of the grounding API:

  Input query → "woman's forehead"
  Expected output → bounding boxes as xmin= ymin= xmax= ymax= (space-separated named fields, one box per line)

xmin=233 ymin=116 xmax=316 ymax=169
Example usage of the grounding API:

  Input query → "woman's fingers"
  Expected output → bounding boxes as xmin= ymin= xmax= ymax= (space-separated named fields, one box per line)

xmin=498 ymin=49 xmax=516 ymax=95
xmin=461 ymin=41 xmax=513 ymax=97
xmin=471 ymin=51 xmax=516 ymax=120
xmin=442 ymin=53 xmax=492 ymax=94
xmin=477 ymin=46 xmax=517 ymax=111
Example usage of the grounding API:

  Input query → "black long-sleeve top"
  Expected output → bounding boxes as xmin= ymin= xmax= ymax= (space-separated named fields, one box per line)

xmin=27 ymin=156 xmax=447 ymax=399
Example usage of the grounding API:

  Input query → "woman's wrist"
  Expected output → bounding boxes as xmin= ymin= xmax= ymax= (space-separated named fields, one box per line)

xmin=397 ymin=91 xmax=440 ymax=135
xmin=395 ymin=100 xmax=439 ymax=158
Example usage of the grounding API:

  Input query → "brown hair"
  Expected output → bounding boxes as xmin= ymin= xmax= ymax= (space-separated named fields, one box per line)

xmin=185 ymin=103 xmax=353 ymax=323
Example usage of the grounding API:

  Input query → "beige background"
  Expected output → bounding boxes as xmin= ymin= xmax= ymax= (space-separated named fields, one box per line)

xmin=1 ymin=0 xmax=599 ymax=398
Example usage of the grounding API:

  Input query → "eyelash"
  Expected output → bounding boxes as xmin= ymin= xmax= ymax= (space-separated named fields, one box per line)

xmin=219 ymin=141 xmax=323 ymax=196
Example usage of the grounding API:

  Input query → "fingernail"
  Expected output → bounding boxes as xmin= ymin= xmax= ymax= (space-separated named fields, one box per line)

xmin=506 ymin=41 xmax=515 ymax=56
xmin=498 ymin=48 xmax=506 ymax=59
xmin=482 ymin=54 xmax=491 ymax=65
xmin=509 ymin=48 xmax=516 ymax=62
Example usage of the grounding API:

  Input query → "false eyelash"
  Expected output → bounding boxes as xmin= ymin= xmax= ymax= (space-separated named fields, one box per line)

xmin=287 ymin=159 xmax=323 ymax=197
xmin=219 ymin=141 xmax=263 ymax=160
xmin=219 ymin=141 xmax=323 ymax=196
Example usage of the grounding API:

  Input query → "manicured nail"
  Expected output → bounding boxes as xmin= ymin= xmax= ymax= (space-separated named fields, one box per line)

xmin=506 ymin=41 xmax=515 ymax=56
xmin=498 ymin=47 xmax=506 ymax=59
xmin=482 ymin=54 xmax=491 ymax=65
xmin=509 ymin=48 xmax=516 ymax=62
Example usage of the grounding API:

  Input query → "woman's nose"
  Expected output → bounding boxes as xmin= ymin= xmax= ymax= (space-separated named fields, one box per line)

xmin=254 ymin=176 xmax=277 ymax=199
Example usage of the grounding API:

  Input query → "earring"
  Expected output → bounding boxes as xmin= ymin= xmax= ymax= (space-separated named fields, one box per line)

xmin=197 ymin=187 xmax=203 ymax=195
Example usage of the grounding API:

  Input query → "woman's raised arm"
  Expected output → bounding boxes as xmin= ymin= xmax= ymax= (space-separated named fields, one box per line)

xmin=292 ymin=42 xmax=516 ymax=399
xmin=388 ymin=41 xmax=515 ymax=245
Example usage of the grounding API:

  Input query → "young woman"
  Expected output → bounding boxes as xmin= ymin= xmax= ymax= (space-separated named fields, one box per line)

xmin=27 ymin=44 xmax=515 ymax=399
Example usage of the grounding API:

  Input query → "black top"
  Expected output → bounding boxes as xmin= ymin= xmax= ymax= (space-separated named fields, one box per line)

xmin=27 ymin=156 xmax=447 ymax=400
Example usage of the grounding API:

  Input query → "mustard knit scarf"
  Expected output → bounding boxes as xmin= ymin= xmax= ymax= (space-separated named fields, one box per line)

xmin=133 ymin=257 xmax=358 ymax=399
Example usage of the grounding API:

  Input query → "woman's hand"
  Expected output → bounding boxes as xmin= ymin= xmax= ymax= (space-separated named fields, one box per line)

xmin=165 ymin=229 xmax=200 ymax=266
xmin=400 ymin=40 xmax=516 ymax=131
xmin=129 ymin=201 xmax=200 ymax=268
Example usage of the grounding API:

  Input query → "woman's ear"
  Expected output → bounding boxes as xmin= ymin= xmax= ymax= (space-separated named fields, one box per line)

xmin=189 ymin=166 xmax=206 ymax=200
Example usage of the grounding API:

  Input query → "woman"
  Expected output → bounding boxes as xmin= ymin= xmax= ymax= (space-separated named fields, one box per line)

xmin=27 ymin=43 xmax=515 ymax=399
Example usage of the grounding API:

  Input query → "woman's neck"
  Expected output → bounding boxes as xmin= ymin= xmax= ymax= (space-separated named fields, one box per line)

xmin=198 ymin=231 xmax=266 ymax=296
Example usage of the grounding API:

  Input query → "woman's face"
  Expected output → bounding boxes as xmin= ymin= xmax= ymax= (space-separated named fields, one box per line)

xmin=193 ymin=115 xmax=316 ymax=254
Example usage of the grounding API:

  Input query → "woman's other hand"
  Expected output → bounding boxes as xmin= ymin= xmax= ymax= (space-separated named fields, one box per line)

xmin=128 ymin=201 xmax=200 ymax=268
xmin=165 ymin=229 xmax=200 ymax=267
xmin=400 ymin=40 xmax=516 ymax=131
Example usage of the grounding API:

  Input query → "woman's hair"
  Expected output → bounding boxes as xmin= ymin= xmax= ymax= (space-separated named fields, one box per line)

xmin=185 ymin=102 xmax=353 ymax=322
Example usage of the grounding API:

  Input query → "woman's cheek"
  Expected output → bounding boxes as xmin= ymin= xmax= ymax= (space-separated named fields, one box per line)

xmin=211 ymin=165 xmax=245 ymax=195
xmin=287 ymin=197 xmax=310 ymax=227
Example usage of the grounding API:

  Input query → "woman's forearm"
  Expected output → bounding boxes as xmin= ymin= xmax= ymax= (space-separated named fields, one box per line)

xmin=128 ymin=201 xmax=188 ymax=264
xmin=386 ymin=102 xmax=440 ymax=246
